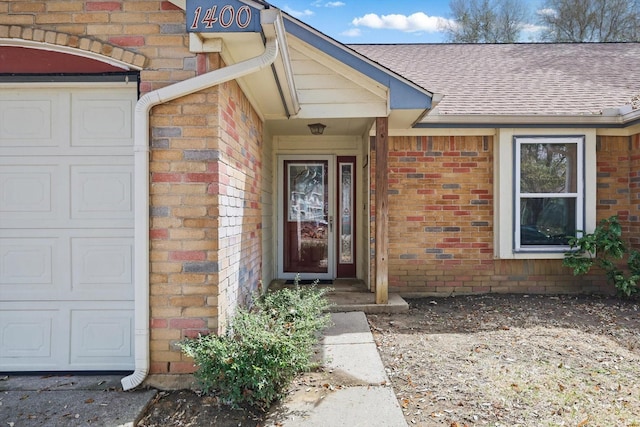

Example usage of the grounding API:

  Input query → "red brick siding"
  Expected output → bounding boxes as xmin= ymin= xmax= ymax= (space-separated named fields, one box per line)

xmin=148 ymin=56 xmax=263 ymax=373
xmin=596 ymin=136 xmax=632 ymax=224
xmin=382 ymin=136 xmax=496 ymax=294
xmin=148 ymin=80 xmax=221 ymax=374
xmin=213 ymin=77 xmax=263 ymax=331
xmin=596 ymin=135 xmax=640 ymax=252
xmin=628 ymin=135 xmax=640 ymax=250
xmin=374 ymin=135 xmax=639 ymax=295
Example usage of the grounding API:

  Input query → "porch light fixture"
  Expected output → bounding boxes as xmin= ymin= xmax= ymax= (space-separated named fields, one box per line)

xmin=307 ymin=122 xmax=326 ymax=135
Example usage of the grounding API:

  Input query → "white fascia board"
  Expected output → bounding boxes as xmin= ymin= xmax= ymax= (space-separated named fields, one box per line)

xmin=261 ymin=8 xmax=300 ymax=116
xmin=293 ymin=102 xmax=388 ymax=119
xmin=384 ymin=128 xmax=497 ymax=137
xmin=621 ymin=108 xmax=640 ymax=125
xmin=167 ymin=0 xmax=185 ymax=9
xmin=169 ymin=0 xmax=267 ymax=10
xmin=416 ymin=114 xmax=629 ymax=127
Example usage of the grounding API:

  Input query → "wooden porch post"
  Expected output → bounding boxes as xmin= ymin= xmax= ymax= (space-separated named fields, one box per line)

xmin=375 ymin=117 xmax=389 ymax=304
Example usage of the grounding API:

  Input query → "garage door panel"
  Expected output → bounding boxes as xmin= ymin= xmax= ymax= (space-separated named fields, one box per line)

xmin=0 ymin=91 xmax=70 ymax=148
xmin=0 ymin=165 xmax=60 ymax=220
xmin=0 ymin=308 xmax=64 ymax=369
xmin=0 ymin=303 xmax=134 ymax=370
xmin=1 ymin=235 xmax=69 ymax=299
xmin=71 ymin=165 xmax=133 ymax=220
xmin=1 ymin=158 xmax=133 ymax=228
xmin=72 ymin=92 xmax=135 ymax=147
xmin=70 ymin=309 xmax=133 ymax=367
xmin=71 ymin=237 xmax=133 ymax=299
xmin=2 ymin=232 xmax=132 ymax=301
xmin=0 ymin=238 xmax=55 ymax=286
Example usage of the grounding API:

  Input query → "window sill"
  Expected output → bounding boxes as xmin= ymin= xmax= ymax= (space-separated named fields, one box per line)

xmin=498 ymin=251 xmax=567 ymax=260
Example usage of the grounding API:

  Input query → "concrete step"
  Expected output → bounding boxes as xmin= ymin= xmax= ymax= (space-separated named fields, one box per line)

xmin=269 ymin=280 xmax=409 ymax=314
xmin=327 ymin=292 xmax=408 ymax=314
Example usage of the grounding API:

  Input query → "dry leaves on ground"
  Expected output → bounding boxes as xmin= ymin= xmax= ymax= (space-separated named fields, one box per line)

xmin=368 ymin=294 xmax=640 ymax=427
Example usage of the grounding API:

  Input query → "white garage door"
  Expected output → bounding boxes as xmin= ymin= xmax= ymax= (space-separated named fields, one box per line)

xmin=0 ymin=84 xmax=137 ymax=371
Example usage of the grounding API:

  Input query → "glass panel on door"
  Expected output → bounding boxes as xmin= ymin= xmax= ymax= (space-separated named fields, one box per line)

xmin=283 ymin=160 xmax=329 ymax=274
xmin=336 ymin=156 xmax=356 ymax=277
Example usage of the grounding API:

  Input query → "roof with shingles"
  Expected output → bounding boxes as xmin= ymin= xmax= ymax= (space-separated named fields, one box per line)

xmin=349 ymin=43 xmax=640 ymax=117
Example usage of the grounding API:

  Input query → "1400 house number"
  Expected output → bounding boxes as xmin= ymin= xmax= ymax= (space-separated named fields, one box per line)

xmin=190 ymin=5 xmax=252 ymax=30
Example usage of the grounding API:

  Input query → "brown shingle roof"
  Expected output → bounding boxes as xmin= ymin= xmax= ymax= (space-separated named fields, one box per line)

xmin=349 ymin=43 xmax=640 ymax=117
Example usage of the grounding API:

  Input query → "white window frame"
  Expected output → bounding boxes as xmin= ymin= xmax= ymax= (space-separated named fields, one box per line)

xmin=513 ymin=136 xmax=584 ymax=252
xmin=494 ymin=129 xmax=596 ymax=260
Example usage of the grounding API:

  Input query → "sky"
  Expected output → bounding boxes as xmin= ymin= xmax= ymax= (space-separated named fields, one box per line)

xmin=270 ymin=0 xmax=544 ymax=44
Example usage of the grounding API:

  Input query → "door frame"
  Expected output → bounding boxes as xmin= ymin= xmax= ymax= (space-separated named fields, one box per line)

xmin=277 ymin=154 xmax=335 ymax=280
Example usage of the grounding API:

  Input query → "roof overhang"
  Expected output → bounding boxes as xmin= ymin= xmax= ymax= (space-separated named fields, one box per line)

xmin=281 ymin=14 xmax=434 ymax=112
xmin=187 ymin=2 xmax=299 ymax=119
xmin=173 ymin=0 xmax=434 ymax=135
xmin=414 ymin=112 xmax=640 ymax=129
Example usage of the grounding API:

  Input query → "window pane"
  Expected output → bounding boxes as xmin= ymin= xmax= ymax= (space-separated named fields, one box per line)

xmin=520 ymin=198 xmax=575 ymax=245
xmin=285 ymin=162 xmax=328 ymax=273
xmin=339 ymin=163 xmax=353 ymax=264
xmin=520 ymin=143 xmax=577 ymax=193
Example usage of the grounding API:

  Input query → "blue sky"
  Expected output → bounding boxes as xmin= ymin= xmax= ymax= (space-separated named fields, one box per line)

xmin=270 ymin=0 xmax=544 ymax=44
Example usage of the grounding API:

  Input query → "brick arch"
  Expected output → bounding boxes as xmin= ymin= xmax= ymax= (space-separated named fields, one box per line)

xmin=0 ymin=25 xmax=147 ymax=72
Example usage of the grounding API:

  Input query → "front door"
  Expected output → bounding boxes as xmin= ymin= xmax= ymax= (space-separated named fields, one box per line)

xmin=278 ymin=155 xmax=356 ymax=280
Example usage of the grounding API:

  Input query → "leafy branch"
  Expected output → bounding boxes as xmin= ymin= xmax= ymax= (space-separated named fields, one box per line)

xmin=563 ymin=216 xmax=640 ymax=297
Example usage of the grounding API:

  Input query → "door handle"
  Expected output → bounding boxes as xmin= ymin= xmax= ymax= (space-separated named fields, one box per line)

xmin=328 ymin=216 xmax=333 ymax=232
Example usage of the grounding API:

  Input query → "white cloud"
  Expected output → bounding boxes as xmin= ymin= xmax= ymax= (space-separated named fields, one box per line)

xmin=284 ymin=6 xmax=314 ymax=18
xmin=521 ymin=23 xmax=546 ymax=33
xmin=537 ymin=8 xmax=556 ymax=17
xmin=312 ymin=0 xmax=345 ymax=6
xmin=352 ymin=12 xmax=451 ymax=33
xmin=520 ymin=22 xmax=547 ymax=42
xmin=341 ymin=28 xmax=362 ymax=37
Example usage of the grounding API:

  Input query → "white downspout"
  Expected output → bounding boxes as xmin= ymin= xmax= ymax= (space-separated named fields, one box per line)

xmin=121 ymin=36 xmax=279 ymax=391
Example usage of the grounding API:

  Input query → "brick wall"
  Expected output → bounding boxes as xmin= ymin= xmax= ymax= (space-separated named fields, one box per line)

xmin=380 ymin=136 xmax=496 ymax=294
xmin=148 ymin=54 xmax=263 ymax=375
xmin=148 ymin=82 xmax=222 ymax=375
xmin=0 ymin=1 xmax=180 ymax=69
xmin=1 ymin=1 xmax=264 ymax=376
xmin=597 ymin=136 xmax=632 ymax=224
xmin=214 ymin=76 xmax=263 ymax=333
xmin=376 ymin=134 xmax=640 ymax=296
xmin=628 ymin=134 xmax=640 ymax=249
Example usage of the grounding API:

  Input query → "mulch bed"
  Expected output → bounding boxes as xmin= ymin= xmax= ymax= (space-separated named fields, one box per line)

xmin=369 ymin=294 xmax=640 ymax=426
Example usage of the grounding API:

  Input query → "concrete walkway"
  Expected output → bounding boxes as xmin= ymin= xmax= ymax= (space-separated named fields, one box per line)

xmin=0 ymin=375 xmax=156 ymax=426
xmin=265 ymin=312 xmax=408 ymax=426
xmin=0 ymin=312 xmax=406 ymax=427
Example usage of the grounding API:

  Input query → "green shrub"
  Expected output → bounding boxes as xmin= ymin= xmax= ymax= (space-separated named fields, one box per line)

xmin=179 ymin=281 xmax=332 ymax=410
xmin=563 ymin=215 xmax=640 ymax=297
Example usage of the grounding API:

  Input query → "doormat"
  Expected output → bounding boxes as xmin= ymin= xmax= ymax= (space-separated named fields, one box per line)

xmin=284 ymin=279 xmax=333 ymax=285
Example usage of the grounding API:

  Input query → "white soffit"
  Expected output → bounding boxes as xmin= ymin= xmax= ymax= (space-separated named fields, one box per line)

xmin=277 ymin=35 xmax=388 ymax=120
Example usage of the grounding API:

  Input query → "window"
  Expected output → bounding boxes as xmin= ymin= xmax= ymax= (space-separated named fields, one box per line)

xmin=514 ymin=136 xmax=584 ymax=252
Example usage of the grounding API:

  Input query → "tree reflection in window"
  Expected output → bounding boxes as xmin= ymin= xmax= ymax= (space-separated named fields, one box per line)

xmin=516 ymin=139 xmax=582 ymax=248
xmin=289 ymin=164 xmax=325 ymax=222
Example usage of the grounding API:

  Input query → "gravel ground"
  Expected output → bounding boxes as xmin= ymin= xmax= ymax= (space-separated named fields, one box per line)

xmin=139 ymin=293 xmax=640 ymax=427
xmin=368 ymin=294 xmax=640 ymax=427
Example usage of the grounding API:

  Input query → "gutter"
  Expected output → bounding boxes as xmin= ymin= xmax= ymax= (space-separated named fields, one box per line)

xmin=121 ymin=34 xmax=280 ymax=391
xmin=413 ymin=113 xmax=637 ymax=129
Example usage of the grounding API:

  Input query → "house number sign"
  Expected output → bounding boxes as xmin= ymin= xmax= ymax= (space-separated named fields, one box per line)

xmin=186 ymin=0 xmax=262 ymax=33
